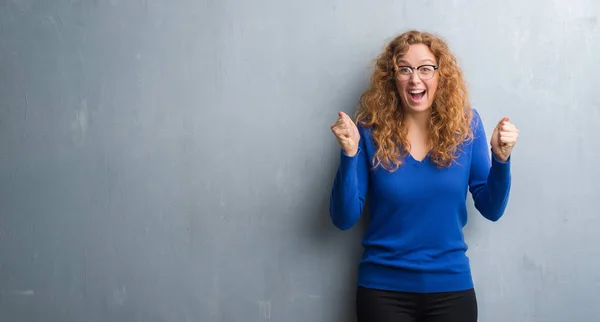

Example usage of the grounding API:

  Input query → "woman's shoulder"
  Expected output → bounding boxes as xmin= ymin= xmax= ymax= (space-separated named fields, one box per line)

xmin=470 ymin=108 xmax=482 ymax=123
xmin=465 ymin=108 xmax=490 ymax=146
xmin=469 ymin=108 xmax=485 ymax=132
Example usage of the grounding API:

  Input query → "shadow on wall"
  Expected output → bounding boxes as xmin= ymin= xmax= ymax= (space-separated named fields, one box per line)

xmin=303 ymin=171 xmax=369 ymax=322
xmin=297 ymin=85 xmax=369 ymax=321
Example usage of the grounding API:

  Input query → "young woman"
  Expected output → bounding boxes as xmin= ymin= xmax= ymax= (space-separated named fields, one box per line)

xmin=329 ymin=30 xmax=519 ymax=322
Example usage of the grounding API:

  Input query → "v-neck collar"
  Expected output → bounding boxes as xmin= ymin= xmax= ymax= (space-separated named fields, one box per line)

xmin=407 ymin=152 xmax=429 ymax=164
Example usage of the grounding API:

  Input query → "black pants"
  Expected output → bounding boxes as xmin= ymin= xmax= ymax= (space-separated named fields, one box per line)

xmin=356 ymin=286 xmax=477 ymax=322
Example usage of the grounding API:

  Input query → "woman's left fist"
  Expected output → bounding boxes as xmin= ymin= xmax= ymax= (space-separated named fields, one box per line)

xmin=491 ymin=117 xmax=519 ymax=162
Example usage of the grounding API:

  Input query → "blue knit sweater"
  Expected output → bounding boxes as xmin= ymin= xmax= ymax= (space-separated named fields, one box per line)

xmin=329 ymin=109 xmax=511 ymax=293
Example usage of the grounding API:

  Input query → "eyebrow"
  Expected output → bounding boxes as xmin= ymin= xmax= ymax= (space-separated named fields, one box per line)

xmin=397 ymin=58 xmax=436 ymax=65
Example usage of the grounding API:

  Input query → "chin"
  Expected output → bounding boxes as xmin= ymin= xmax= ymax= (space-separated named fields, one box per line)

xmin=404 ymin=104 xmax=431 ymax=113
xmin=401 ymin=98 xmax=433 ymax=113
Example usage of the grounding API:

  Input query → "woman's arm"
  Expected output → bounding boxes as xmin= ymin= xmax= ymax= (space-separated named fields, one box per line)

xmin=329 ymin=125 xmax=369 ymax=230
xmin=468 ymin=109 xmax=513 ymax=222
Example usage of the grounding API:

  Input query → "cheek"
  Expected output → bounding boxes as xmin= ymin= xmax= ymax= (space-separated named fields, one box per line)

xmin=427 ymin=80 xmax=439 ymax=96
xmin=395 ymin=80 xmax=408 ymax=96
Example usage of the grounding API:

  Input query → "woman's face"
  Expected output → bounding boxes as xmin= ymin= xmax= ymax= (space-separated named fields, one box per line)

xmin=394 ymin=44 xmax=439 ymax=114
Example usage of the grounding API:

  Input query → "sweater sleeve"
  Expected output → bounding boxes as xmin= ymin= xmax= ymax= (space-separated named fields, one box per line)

xmin=328 ymin=126 xmax=369 ymax=230
xmin=468 ymin=109 xmax=512 ymax=222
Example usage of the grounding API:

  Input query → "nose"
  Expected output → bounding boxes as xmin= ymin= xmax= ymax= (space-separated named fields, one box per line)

xmin=409 ymin=70 xmax=421 ymax=84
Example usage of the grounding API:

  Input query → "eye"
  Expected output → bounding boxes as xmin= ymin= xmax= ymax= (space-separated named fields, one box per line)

xmin=399 ymin=67 xmax=412 ymax=74
xmin=420 ymin=67 xmax=432 ymax=72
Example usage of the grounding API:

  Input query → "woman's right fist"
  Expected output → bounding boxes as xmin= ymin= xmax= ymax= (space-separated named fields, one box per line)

xmin=330 ymin=112 xmax=360 ymax=157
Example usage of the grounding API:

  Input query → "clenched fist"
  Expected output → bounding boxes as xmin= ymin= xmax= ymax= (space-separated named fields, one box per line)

xmin=330 ymin=112 xmax=360 ymax=157
xmin=491 ymin=117 xmax=519 ymax=162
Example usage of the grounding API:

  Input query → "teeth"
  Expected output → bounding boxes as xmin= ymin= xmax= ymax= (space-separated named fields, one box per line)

xmin=410 ymin=90 xmax=425 ymax=94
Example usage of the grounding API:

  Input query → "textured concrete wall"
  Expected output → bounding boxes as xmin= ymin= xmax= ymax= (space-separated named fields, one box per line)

xmin=1 ymin=0 xmax=598 ymax=321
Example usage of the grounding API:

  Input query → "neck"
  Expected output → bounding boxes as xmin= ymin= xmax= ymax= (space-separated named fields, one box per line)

xmin=403 ymin=109 xmax=431 ymax=131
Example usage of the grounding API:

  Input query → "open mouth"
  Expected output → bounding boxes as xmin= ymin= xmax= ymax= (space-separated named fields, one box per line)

xmin=409 ymin=89 xmax=426 ymax=101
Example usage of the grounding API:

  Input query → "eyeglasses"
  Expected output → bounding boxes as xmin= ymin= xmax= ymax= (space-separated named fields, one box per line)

xmin=396 ymin=64 xmax=438 ymax=81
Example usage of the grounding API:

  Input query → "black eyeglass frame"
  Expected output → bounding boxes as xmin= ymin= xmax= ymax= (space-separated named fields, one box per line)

xmin=395 ymin=64 xmax=439 ymax=80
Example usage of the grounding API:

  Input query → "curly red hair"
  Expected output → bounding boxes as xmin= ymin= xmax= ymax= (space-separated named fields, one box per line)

xmin=355 ymin=30 xmax=474 ymax=171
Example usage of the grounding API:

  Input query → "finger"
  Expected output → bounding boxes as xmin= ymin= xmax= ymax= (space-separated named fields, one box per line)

xmin=496 ymin=117 xmax=509 ymax=131
xmin=339 ymin=111 xmax=350 ymax=121
xmin=331 ymin=125 xmax=344 ymax=135
xmin=499 ymin=134 xmax=515 ymax=141
xmin=339 ymin=117 xmax=351 ymax=127
xmin=331 ymin=126 xmax=344 ymax=137
xmin=331 ymin=122 xmax=350 ymax=132
xmin=332 ymin=127 xmax=351 ymax=138
xmin=331 ymin=118 xmax=348 ymax=130
xmin=501 ymin=123 xmax=516 ymax=131
xmin=341 ymin=113 xmax=358 ymax=127
xmin=499 ymin=136 xmax=517 ymax=144
xmin=331 ymin=119 xmax=343 ymax=128
xmin=500 ymin=136 xmax=516 ymax=144
xmin=496 ymin=117 xmax=510 ymax=129
xmin=343 ymin=120 xmax=357 ymax=132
